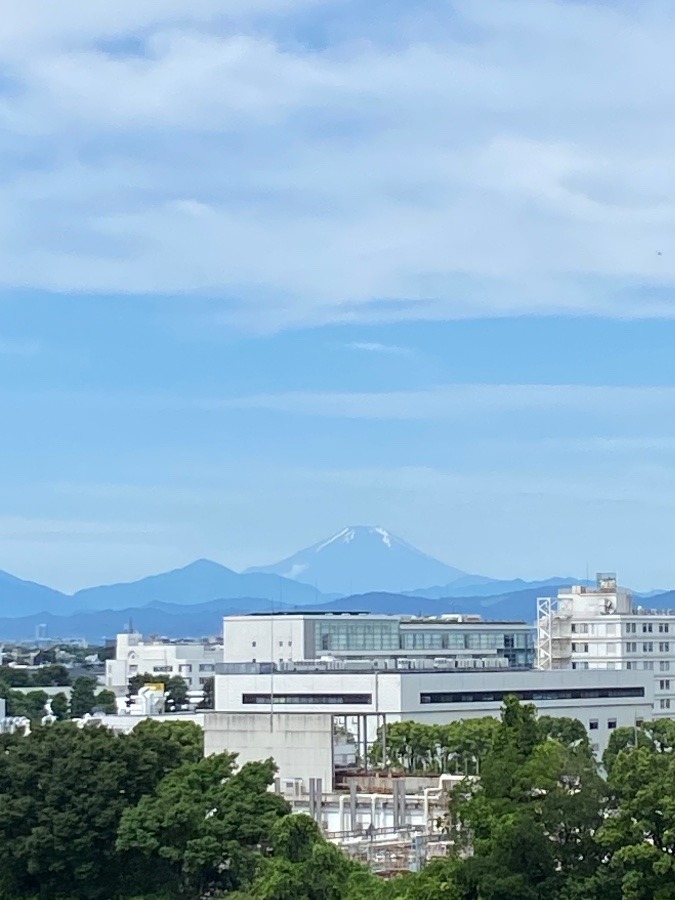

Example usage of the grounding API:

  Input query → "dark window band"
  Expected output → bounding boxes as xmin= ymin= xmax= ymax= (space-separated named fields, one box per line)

xmin=242 ymin=693 xmax=372 ymax=705
xmin=420 ymin=686 xmax=645 ymax=704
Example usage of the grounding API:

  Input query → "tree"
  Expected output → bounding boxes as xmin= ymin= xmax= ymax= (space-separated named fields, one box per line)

xmin=199 ymin=676 xmax=215 ymax=709
xmin=117 ymin=754 xmax=290 ymax=899
xmin=0 ymin=719 xmax=204 ymax=899
xmin=595 ymin=721 xmax=675 ymax=899
xmin=369 ymin=718 xmax=497 ymax=774
xmin=30 ymin=664 xmax=71 ymax=687
xmin=249 ymin=815 xmax=372 ymax=900
xmin=4 ymin=688 xmax=49 ymax=722
xmin=166 ymin=675 xmax=188 ymax=709
xmin=51 ymin=691 xmax=70 ymax=720
xmin=94 ymin=689 xmax=118 ymax=714
xmin=445 ymin=697 xmax=605 ymax=899
xmin=70 ymin=675 xmax=98 ymax=717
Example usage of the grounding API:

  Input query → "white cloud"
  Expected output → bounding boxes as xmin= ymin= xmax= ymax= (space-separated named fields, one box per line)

xmin=1 ymin=1 xmax=675 ymax=324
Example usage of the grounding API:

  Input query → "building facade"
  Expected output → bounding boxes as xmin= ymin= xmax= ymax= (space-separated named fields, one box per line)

xmin=105 ymin=632 xmax=223 ymax=694
xmin=537 ymin=573 xmax=675 ymax=719
xmin=223 ymin=612 xmax=534 ymax=669
xmin=213 ymin=665 xmax=652 ymax=756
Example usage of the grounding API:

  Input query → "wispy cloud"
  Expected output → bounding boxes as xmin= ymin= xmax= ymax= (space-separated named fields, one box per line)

xmin=200 ymin=383 xmax=675 ymax=420
xmin=0 ymin=2 xmax=675 ymax=326
xmin=346 ymin=341 xmax=413 ymax=356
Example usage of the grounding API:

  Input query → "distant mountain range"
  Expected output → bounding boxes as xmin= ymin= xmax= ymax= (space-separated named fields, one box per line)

xmin=0 ymin=524 xmax=668 ymax=643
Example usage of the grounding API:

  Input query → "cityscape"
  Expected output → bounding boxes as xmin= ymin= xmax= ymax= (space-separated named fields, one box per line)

xmin=3 ymin=0 xmax=675 ymax=897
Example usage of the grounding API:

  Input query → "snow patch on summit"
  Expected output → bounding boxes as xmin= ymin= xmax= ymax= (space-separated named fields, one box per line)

xmin=314 ymin=527 xmax=355 ymax=553
xmin=373 ymin=527 xmax=392 ymax=548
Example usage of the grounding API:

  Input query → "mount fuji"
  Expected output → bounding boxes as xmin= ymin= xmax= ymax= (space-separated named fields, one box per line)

xmin=245 ymin=525 xmax=467 ymax=595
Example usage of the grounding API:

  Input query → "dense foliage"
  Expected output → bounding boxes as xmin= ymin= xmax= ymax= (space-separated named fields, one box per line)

xmin=3 ymin=703 xmax=675 ymax=899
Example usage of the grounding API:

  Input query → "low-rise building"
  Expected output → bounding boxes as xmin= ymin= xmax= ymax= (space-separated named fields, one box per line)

xmin=105 ymin=631 xmax=223 ymax=694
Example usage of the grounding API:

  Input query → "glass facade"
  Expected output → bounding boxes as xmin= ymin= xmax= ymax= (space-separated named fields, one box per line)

xmin=400 ymin=626 xmax=533 ymax=667
xmin=315 ymin=619 xmax=400 ymax=653
xmin=311 ymin=616 xmax=534 ymax=668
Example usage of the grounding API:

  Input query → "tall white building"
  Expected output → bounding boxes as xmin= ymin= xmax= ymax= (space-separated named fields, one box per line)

xmin=105 ymin=632 xmax=223 ymax=694
xmin=537 ymin=573 xmax=675 ymax=718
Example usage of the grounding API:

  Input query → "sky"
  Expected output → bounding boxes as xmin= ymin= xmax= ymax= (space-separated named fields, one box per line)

xmin=3 ymin=0 xmax=675 ymax=591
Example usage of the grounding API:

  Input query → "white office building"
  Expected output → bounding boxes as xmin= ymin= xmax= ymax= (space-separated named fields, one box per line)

xmin=105 ymin=631 xmax=223 ymax=694
xmin=537 ymin=573 xmax=675 ymax=719
xmin=214 ymin=663 xmax=651 ymax=756
xmin=223 ymin=611 xmax=534 ymax=669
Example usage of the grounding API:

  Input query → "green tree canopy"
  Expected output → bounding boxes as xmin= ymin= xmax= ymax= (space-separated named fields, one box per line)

xmin=117 ymin=754 xmax=290 ymax=899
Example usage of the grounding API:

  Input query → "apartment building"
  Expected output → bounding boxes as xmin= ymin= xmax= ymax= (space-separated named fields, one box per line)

xmin=537 ymin=573 xmax=675 ymax=718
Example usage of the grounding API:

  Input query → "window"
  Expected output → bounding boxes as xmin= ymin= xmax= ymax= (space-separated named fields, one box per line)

xmin=626 ymin=642 xmax=637 ymax=653
xmin=288 ymin=641 xmax=292 ymax=647
xmin=660 ymin=642 xmax=670 ymax=652
xmin=242 ymin=693 xmax=372 ymax=705
xmin=660 ymin=680 xmax=671 ymax=691
xmin=252 ymin=641 xmax=257 ymax=647
xmin=659 ymin=624 xmax=670 ymax=634
xmin=625 ymin=623 xmax=637 ymax=634
xmin=644 ymin=662 xmax=654 ymax=671
xmin=179 ymin=664 xmax=192 ymax=673
xmin=199 ymin=664 xmax=215 ymax=672
xmin=572 ymin=642 xmax=589 ymax=653
xmin=643 ymin=623 xmax=653 ymax=633
xmin=420 ymin=686 xmax=645 ymax=704
xmin=626 ymin=661 xmax=635 ymax=669
xmin=636 ymin=718 xmax=644 ymax=728
xmin=661 ymin=661 xmax=671 ymax=672
xmin=589 ymin=719 xmax=599 ymax=730
xmin=643 ymin=642 xmax=654 ymax=652
xmin=661 ymin=699 xmax=671 ymax=710
xmin=279 ymin=640 xmax=283 ymax=647
xmin=153 ymin=666 xmax=171 ymax=673
xmin=608 ymin=719 xmax=617 ymax=729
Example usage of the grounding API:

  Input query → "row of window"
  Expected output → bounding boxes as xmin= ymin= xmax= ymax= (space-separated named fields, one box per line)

xmin=572 ymin=623 xmax=671 ymax=636
xmin=626 ymin=622 xmax=670 ymax=634
xmin=574 ymin=661 xmax=671 ymax=671
xmin=419 ymin=686 xmax=645 ymax=704
xmin=573 ymin=642 xmax=672 ymax=654
xmin=241 ymin=693 xmax=373 ymax=705
xmin=152 ymin=665 xmax=215 ymax=675
xmin=625 ymin=642 xmax=670 ymax=653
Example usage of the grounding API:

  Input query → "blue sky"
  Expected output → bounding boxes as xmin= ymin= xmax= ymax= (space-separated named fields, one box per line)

xmin=2 ymin=0 xmax=675 ymax=591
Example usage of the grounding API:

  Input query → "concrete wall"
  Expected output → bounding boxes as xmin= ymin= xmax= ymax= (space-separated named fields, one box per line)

xmin=223 ymin=616 xmax=308 ymax=665
xmin=204 ymin=711 xmax=335 ymax=787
